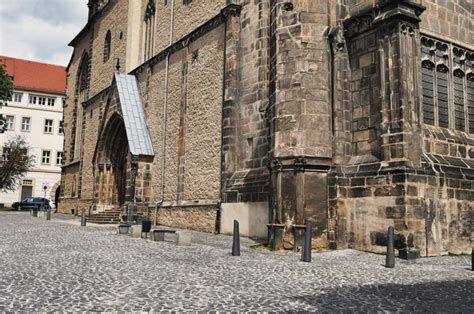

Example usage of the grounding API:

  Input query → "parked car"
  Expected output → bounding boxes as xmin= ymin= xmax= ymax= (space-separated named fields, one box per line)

xmin=12 ymin=198 xmax=51 ymax=211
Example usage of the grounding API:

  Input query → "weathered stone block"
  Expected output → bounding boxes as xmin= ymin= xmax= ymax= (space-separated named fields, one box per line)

xmin=175 ymin=231 xmax=192 ymax=246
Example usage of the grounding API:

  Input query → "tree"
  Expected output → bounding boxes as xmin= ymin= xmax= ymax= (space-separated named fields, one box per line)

xmin=0 ymin=63 xmax=13 ymax=133
xmin=0 ymin=136 xmax=34 ymax=192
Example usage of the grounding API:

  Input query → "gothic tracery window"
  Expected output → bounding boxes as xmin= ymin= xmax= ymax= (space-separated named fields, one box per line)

xmin=420 ymin=36 xmax=474 ymax=134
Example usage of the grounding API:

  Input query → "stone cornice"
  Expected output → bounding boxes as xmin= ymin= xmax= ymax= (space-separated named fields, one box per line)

xmin=131 ymin=4 xmax=242 ymax=76
xmin=267 ymin=156 xmax=332 ymax=173
xmin=343 ymin=0 xmax=425 ymax=38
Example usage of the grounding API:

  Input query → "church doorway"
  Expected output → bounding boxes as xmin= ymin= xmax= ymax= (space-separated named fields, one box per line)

xmin=96 ymin=114 xmax=129 ymax=207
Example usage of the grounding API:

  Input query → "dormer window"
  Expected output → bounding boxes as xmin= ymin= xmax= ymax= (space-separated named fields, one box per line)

xmin=103 ymin=30 xmax=111 ymax=63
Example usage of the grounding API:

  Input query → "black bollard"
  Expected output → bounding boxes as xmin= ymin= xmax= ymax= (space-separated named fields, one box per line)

xmin=46 ymin=209 xmax=51 ymax=221
xmin=81 ymin=209 xmax=86 ymax=227
xmin=232 ymin=220 xmax=240 ymax=256
xmin=471 ymin=248 xmax=473 ymax=271
xmin=301 ymin=223 xmax=313 ymax=262
xmin=385 ymin=226 xmax=395 ymax=268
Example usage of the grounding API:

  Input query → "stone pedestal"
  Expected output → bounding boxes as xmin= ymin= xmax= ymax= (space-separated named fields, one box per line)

xmin=175 ymin=231 xmax=191 ymax=246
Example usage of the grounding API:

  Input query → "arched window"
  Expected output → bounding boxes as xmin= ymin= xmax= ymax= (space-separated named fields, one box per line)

xmin=103 ymin=30 xmax=111 ymax=63
xmin=71 ymin=52 xmax=90 ymax=162
xmin=143 ymin=0 xmax=156 ymax=61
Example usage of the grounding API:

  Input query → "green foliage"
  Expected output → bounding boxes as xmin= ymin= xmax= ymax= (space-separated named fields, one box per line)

xmin=0 ymin=63 xmax=13 ymax=133
xmin=0 ymin=136 xmax=34 ymax=192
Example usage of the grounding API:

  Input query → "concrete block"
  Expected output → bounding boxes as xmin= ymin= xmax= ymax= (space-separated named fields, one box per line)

xmin=130 ymin=225 xmax=142 ymax=238
xmin=118 ymin=224 xmax=130 ymax=234
xmin=221 ymin=202 xmax=268 ymax=239
xmin=151 ymin=230 xmax=165 ymax=241
xmin=175 ymin=231 xmax=191 ymax=246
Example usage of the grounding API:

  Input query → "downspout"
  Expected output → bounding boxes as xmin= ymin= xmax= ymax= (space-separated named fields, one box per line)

xmin=216 ymin=13 xmax=229 ymax=235
xmin=327 ymin=27 xmax=336 ymax=248
xmin=156 ymin=0 xmax=175 ymax=225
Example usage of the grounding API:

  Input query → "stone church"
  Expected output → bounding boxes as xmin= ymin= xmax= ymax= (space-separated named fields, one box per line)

xmin=61 ymin=0 xmax=473 ymax=257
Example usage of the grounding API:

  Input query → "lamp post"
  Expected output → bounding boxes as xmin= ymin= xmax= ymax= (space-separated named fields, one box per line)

xmin=42 ymin=183 xmax=50 ymax=220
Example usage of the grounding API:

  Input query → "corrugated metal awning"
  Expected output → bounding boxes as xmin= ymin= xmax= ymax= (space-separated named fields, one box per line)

xmin=114 ymin=73 xmax=154 ymax=157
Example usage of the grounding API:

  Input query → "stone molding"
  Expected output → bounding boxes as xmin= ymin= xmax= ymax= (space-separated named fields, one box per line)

xmin=266 ymin=157 xmax=332 ymax=173
xmin=343 ymin=0 xmax=425 ymax=38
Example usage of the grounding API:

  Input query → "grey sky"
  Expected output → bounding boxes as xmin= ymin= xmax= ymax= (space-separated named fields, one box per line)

xmin=0 ymin=0 xmax=88 ymax=66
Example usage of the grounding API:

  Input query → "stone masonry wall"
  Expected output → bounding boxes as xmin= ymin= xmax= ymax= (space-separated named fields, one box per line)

xmin=154 ymin=0 xmax=226 ymax=54
xmin=420 ymin=0 xmax=473 ymax=45
xmin=140 ymin=26 xmax=225 ymax=206
xmin=80 ymin=99 xmax=103 ymax=201
xmin=223 ymin=0 xmax=272 ymax=203
xmin=331 ymin=0 xmax=473 ymax=257
xmin=89 ymin=0 xmax=129 ymax=97
xmin=330 ymin=161 xmax=472 ymax=256
xmin=157 ymin=206 xmax=217 ymax=233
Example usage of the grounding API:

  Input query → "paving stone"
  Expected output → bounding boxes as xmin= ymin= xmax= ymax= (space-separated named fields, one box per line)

xmin=0 ymin=212 xmax=472 ymax=312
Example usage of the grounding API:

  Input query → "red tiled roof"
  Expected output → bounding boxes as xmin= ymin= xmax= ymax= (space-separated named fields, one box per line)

xmin=0 ymin=56 xmax=66 ymax=95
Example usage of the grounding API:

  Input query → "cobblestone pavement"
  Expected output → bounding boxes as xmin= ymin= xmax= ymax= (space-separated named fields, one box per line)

xmin=0 ymin=212 xmax=472 ymax=312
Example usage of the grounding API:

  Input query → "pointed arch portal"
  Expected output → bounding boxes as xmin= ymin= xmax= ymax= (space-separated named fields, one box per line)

xmin=93 ymin=74 xmax=154 ymax=209
xmin=96 ymin=113 xmax=129 ymax=206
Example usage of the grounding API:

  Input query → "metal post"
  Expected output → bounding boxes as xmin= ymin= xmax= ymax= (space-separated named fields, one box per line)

xmin=81 ymin=208 xmax=86 ymax=226
xmin=471 ymin=248 xmax=473 ymax=271
xmin=46 ymin=208 xmax=51 ymax=220
xmin=127 ymin=202 xmax=133 ymax=225
xmin=301 ymin=223 xmax=312 ymax=262
xmin=232 ymin=220 xmax=240 ymax=256
xmin=128 ymin=155 xmax=139 ymax=225
xmin=386 ymin=226 xmax=395 ymax=268
xmin=43 ymin=189 xmax=46 ymax=211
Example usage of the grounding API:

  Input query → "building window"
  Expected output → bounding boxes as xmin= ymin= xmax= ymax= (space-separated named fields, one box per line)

xmin=41 ymin=150 xmax=51 ymax=164
xmin=22 ymin=179 xmax=33 ymax=186
xmin=13 ymin=93 xmax=23 ymax=103
xmin=56 ymin=151 xmax=64 ymax=165
xmin=5 ymin=115 xmax=14 ymax=130
xmin=103 ymin=30 xmax=111 ymax=63
xmin=47 ymin=97 xmax=55 ymax=106
xmin=468 ymin=72 xmax=474 ymax=133
xmin=44 ymin=119 xmax=53 ymax=133
xmin=436 ymin=65 xmax=449 ymax=128
xmin=29 ymin=95 xmax=37 ymax=104
xmin=453 ymin=70 xmax=465 ymax=131
xmin=420 ymin=36 xmax=474 ymax=133
xmin=421 ymin=60 xmax=435 ymax=126
xmin=183 ymin=0 xmax=192 ymax=4
xmin=58 ymin=120 xmax=64 ymax=134
xmin=72 ymin=52 xmax=90 ymax=161
xmin=144 ymin=0 xmax=156 ymax=61
xmin=21 ymin=117 xmax=31 ymax=131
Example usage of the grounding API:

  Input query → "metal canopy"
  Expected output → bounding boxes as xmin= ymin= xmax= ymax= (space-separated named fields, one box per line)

xmin=114 ymin=73 xmax=154 ymax=157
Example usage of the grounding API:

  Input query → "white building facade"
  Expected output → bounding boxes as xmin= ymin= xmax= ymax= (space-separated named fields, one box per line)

xmin=0 ymin=56 xmax=66 ymax=207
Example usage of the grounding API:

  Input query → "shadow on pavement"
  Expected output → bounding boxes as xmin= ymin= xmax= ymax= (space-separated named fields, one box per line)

xmin=292 ymin=279 xmax=474 ymax=311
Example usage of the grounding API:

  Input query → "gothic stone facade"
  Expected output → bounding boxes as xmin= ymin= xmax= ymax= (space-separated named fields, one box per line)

xmin=61 ymin=0 xmax=473 ymax=257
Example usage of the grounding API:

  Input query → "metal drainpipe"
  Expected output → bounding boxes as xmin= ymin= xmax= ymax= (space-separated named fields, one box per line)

xmin=157 ymin=0 xmax=175 ymax=222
